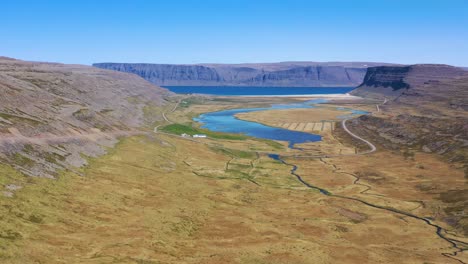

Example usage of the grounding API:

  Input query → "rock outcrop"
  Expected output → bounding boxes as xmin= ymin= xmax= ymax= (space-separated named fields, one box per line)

xmin=351 ymin=64 xmax=468 ymax=100
xmin=93 ymin=62 xmax=395 ymax=87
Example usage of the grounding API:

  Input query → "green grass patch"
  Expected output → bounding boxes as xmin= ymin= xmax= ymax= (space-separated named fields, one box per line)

xmin=160 ymin=123 xmax=247 ymax=140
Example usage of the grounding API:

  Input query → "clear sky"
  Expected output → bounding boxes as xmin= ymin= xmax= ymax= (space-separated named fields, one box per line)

xmin=1 ymin=0 xmax=467 ymax=66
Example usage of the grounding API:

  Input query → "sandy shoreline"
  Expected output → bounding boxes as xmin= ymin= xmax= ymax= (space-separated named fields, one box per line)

xmin=213 ymin=93 xmax=361 ymax=99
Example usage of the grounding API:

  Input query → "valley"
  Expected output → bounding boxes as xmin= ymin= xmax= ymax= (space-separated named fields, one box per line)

xmin=3 ymin=1 xmax=468 ymax=263
xmin=0 ymin=59 xmax=466 ymax=264
xmin=2 ymin=91 xmax=466 ymax=263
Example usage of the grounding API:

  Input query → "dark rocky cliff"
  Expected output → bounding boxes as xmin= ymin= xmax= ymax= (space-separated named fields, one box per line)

xmin=352 ymin=64 xmax=468 ymax=99
xmin=93 ymin=62 xmax=392 ymax=87
xmin=358 ymin=66 xmax=411 ymax=91
xmin=247 ymin=66 xmax=366 ymax=86
xmin=95 ymin=63 xmax=224 ymax=86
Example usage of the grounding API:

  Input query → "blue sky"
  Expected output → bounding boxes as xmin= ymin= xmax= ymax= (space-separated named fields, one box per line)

xmin=1 ymin=0 xmax=467 ymax=66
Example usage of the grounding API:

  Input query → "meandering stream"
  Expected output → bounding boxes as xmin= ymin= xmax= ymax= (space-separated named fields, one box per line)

xmin=270 ymin=152 xmax=467 ymax=263
xmin=193 ymin=99 xmax=467 ymax=263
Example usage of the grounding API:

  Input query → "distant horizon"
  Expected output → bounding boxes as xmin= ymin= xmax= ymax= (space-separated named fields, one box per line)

xmin=2 ymin=0 xmax=468 ymax=67
xmin=4 ymin=52 xmax=468 ymax=69
xmin=91 ymin=61 xmax=468 ymax=68
xmin=5 ymin=55 xmax=468 ymax=68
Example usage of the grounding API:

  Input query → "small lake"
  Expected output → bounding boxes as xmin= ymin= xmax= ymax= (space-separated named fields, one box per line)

xmin=164 ymin=86 xmax=355 ymax=96
xmin=194 ymin=99 xmax=369 ymax=148
xmin=195 ymin=99 xmax=326 ymax=148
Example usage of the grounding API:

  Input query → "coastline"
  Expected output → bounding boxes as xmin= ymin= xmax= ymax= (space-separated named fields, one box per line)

xmin=234 ymin=93 xmax=359 ymax=98
xmin=210 ymin=93 xmax=361 ymax=99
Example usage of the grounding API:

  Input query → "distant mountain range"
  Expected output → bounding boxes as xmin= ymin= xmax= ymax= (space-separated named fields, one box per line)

xmin=93 ymin=62 xmax=397 ymax=87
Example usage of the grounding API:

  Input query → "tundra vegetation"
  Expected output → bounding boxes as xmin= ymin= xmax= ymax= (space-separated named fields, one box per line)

xmin=1 ymin=94 xmax=466 ymax=264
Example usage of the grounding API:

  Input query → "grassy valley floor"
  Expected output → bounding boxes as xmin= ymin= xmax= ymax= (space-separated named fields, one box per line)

xmin=0 ymin=96 xmax=466 ymax=263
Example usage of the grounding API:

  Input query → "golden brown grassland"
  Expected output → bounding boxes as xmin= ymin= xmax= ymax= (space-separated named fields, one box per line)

xmin=0 ymin=96 xmax=466 ymax=263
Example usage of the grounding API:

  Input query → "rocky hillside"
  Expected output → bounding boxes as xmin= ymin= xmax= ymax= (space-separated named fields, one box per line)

xmin=350 ymin=64 xmax=468 ymax=157
xmin=344 ymin=64 xmax=468 ymax=235
xmin=93 ymin=62 xmax=396 ymax=87
xmin=0 ymin=57 xmax=171 ymax=177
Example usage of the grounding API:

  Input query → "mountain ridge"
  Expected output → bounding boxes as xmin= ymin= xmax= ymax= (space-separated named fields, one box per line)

xmin=93 ymin=61 xmax=398 ymax=87
xmin=0 ymin=57 xmax=171 ymax=177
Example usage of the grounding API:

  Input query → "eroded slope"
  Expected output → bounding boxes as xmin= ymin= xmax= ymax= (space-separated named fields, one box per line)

xmin=0 ymin=57 xmax=171 ymax=177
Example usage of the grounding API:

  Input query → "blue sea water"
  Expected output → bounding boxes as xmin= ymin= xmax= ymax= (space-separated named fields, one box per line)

xmin=164 ymin=86 xmax=355 ymax=96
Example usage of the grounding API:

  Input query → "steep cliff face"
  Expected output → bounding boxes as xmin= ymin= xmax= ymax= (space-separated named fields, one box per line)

xmin=247 ymin=66 xmax=367 ymax=86
xmin=96 ymin=63 xmax=224 ymax=86
xmin=352 ymin=64 xmax=468 ymax=99
xmin=93 ymin=62 xmax=391 ymax=87
xmin=358 ymin=66 xmax=411 ymax=92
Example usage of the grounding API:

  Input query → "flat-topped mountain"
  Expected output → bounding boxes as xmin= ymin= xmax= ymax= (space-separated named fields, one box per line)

xmin=93 ymin=61 xmax=396 ymax=87
xmin=351 ymin=64 xmax=468 ymax=111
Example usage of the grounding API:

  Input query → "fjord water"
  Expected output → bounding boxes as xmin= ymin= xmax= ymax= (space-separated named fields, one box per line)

xmin=164 ymin=86 xmax=355 ymax=96
xmin=194 ymin=100 xmax=326 ymax=148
